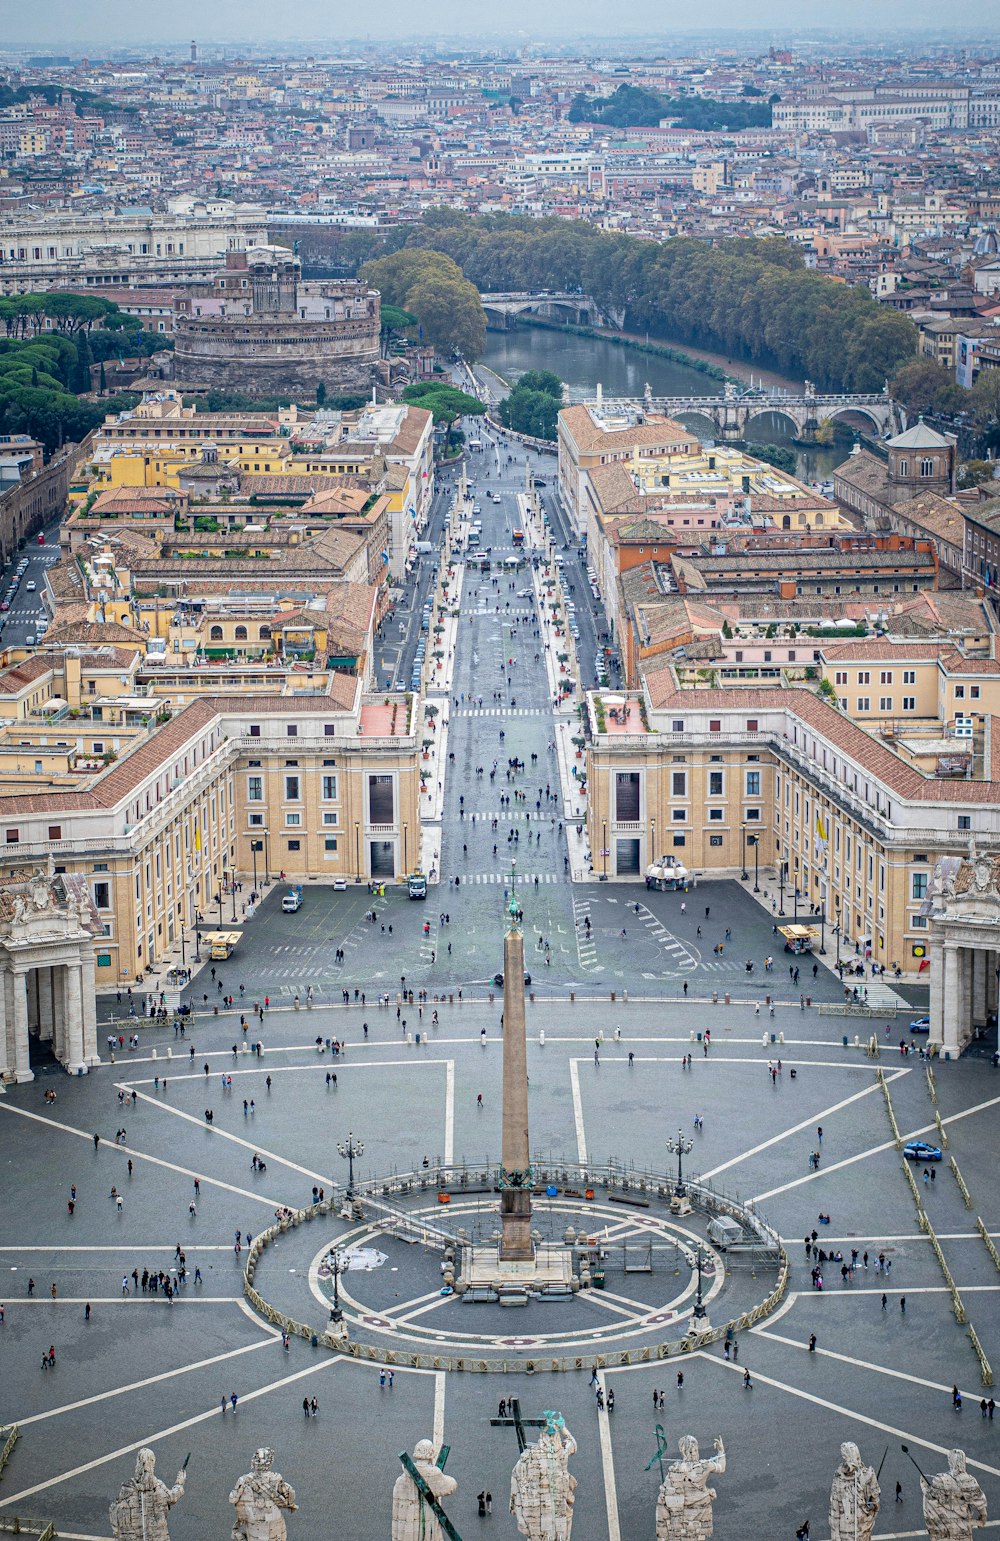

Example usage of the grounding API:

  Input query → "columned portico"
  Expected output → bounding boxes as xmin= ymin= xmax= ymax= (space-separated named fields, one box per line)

xmin=927 ymin=851 xmax=1000 ymax=1058
xmin=0 ymin=870 xmax=102 ymax=1083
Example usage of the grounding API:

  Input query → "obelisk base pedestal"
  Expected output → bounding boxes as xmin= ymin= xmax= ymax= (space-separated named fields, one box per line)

xmin=462 ymin=1242 xmax=574 ymax=1291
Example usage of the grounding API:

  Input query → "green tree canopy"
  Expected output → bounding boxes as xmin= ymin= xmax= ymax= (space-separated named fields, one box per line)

xmin=401 ymin=382 xmax=484 ymax=449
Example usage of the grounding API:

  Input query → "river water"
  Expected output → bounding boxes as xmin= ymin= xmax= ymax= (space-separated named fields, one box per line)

xmin=482 ymin=324 xmax=848 ymax=483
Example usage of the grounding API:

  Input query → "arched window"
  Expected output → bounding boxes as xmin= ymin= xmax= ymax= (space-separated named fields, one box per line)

xmin=210 ymin=625 xmax=223 ymax=641
xmin=897 ymin=458 xmax=908 ymax=477
xmin=920 ymin=458 xmax=934 ymax=478
xmin=259 ymin=625 xmax=271 ymax=641
xmin=782 ymin=515 xmax=791 ymax=530
xmin=235 ymin=625 xmax=248 ymax=641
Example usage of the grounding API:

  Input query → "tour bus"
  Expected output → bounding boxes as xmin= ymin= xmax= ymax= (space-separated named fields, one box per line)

xmin=512 ymin=529 xmax=525 ymax=548
xmin=468 ymin=530 xmax=481 ymax=548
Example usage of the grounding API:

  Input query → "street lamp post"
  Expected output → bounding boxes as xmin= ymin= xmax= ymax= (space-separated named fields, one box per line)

xmin=263 ymin=831 xmax=270 ymax=886
xmin=195 ymin=912 xmax=202 ymax=964
xmin=602 ymin=819 xmax=608 ymax=880
xmin=251 ymin=840 xmax=260 ymax=896
xmin=819 ymin=905 xmax=827 ymax=956
xmin=778 ymin=858 xmax=786 ymax=916
xmin=749 ymin=834 xmax=760 ymax=894
xmin=740 ymin=826 xmax=749 ymax=882
xmin=665 ymin=1127 xmax=694 ymax=1199
xmin=231 ymin=871 xmax=238 ymax=923
xmin=327 ymin=1248 xmax=346 ymax=1323
xmin=337 ymin=1132 xmax=365 ymax=1200
xmin=216 ymin=883 xmax=224 ymax=929
xmin=793 ymin=884 xmax=800 ymax=924
xmin=692 ymin=1246 xmax=708 ymax=1322
xmin=834 ymin=898 xmax=842 ymax=970
xmin=180 ymin=922 xmax=186 ymax=972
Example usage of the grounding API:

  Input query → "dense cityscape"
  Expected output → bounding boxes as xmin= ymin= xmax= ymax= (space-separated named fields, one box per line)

xmin=0 ymin=23 xmax=998 ymax=1541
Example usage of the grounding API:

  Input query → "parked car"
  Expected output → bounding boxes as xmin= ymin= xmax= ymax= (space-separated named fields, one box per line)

xmin=909 ymin=1016 xmax=931 ymax=1034
xmin=493 ymin=972 xmax=532 ymax=988
xmin=903 ymin=1140 xmax=942 ymax=1162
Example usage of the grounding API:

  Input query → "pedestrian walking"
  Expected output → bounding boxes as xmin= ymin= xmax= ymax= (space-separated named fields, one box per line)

xmin=743 ymin=1369 xmax=752 ymax=1389
xmin=896 ymin=1481 xmax=903 ymax=1503
xmin=230 ymin=1392 xmax=238 ymax=1414
xmin=303 ymin=1397 xmax=310 ymax=1418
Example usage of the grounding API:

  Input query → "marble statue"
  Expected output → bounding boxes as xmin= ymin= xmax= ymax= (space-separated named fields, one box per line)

xmin=510 ymin=1412 xmax=577 ymax=1541
xmin=655 ymin=1435 xmax=726 ymax=1541
xmin=110 ymin=1449 xmax=186 ymax=1541
xmin=230 ymin=1449 xmax=297 ymax=1541
xmin=829 ymin=1442 xmax=880 ymax=1541
xmin=391 ymin=1439 xmax=458 ymax=1541
xmin=921 ymin=1449 xmax=987 ymax=1541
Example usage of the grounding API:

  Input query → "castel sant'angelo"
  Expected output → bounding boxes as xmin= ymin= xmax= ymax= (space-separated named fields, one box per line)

xmin=173 ymin=243 xmax=380 ymax=395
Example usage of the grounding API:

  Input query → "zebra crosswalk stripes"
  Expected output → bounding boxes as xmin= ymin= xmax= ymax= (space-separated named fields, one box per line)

xmin=465 ymin=872 xmax=561 ymax=885
xmin=453 ymin=707 xmax=548 ymax=717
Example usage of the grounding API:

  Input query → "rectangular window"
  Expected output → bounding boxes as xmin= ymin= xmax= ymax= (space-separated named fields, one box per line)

xmin=615 ymin=772 xmax=640 ymax=822
xmin=672 ymin=808 xmax=687 ymax=822
xmin=5 ymin=829 xmax=18 ymax=844
xmin=709 ymin=771 xmax=724 ymax=797
xmin=672 ymin=771 xmax=686 ymax=797
xmin=93 ymin=881 xmax=111 ymax=909
xmin=746 ymin=719 xmax=758 ymax=732
xmin=958 ymin=815 xmax=971 ymax=830
xmin=97 ymin=953 xmax=112 ymax=968
xmin=879 ymin=697 xmax=892 ymax=712
xmin=955 ymin=685 xmax=965 ymax=699
xmin=286 ymin=724 xmax=298 ymax=738
xmin=709 ymin=808 xmax=724 ymax=821
xmin=858 ymin=672 xmax=870 ymax=685
xmin=835 ymin=671 xmax=847 ymax=685
xmin=902 ymin=697 xmax=915 ymax=711
xmin=248 ymin=812 xmax=264 ymax=827
xmin=903 ymin=670 xmax=916 ymax=684
xmin=745 ymin=770 xmax=761 ymax=797
xmin=971 ymin=685 xmax=980 ymax=700
xmin=285 ymin=813 xmax=301 ymax=827
xmin=709 ymin=719 xmax=721 ymax=732
xmin=368 ymin=774 xmax=394 ymax=823
xmin=247 ymin=776 xmax=263 ymax=801
xmin=880 ymin=671 xmax=893 ymax=685
xmin=672 ymin=720 xmax=684 ymax=733
xmin=284 ymin=775 xmax=300 ymax=801
xmin=672 ymin=834 xmax=686 ymax=847
xmin=324 ymin=837 xmax=338 ymax=852
xmin=322 ymin=812 xmax=339 ymax=826
xmin=912 ymin=872 xmax=928 ymax=900
xmin=48 ymin=825 xmax=61 ymax=840
xmin=287 ymin=840 xmax=301 ymax=851
xmin=709 ymin=834 xmax=723 ymax=847
xmin=745 ymin=807 xmax=761 ymax=821
xmin=857 ymin=697 xmax=870 ymax=711
xmin=322 ymin=775 xmax=338 ymax=801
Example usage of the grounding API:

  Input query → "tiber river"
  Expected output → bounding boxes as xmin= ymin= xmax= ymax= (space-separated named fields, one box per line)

xmin=481 ymin=324 xmax=850 ymax=484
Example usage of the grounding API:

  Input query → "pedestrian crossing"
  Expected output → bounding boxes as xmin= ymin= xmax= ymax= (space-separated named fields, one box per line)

xmin=465 ymin=871 xmax=562 ymax=885
xmin=453 ymin=707 xmax=549 ymax=717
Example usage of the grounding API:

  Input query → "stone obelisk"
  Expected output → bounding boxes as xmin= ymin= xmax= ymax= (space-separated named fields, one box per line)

xmin=499 ymin=908 xmax=533 ymax=1262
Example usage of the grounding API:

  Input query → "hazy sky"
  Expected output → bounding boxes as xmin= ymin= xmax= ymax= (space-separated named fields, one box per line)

xmin=5 ymin=0 xmax=1000 ymax=47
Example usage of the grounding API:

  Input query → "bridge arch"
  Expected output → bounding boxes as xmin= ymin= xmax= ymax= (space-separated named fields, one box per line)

xmin=674 ymin=410 xmax=720 ymax=439
xmin=825 ymin=405 xmax=886 ymax=435
xmin=743 ymin=406 xmax=801 ymax=439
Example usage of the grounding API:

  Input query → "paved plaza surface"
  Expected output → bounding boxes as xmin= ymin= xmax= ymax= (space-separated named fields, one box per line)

xmin=4 ymin=441 xmax=998 ymax=1539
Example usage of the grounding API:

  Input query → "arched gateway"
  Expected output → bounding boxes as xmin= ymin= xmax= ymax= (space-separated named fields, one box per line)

xmin=0 ymin=867 xmax=101 ymax=1081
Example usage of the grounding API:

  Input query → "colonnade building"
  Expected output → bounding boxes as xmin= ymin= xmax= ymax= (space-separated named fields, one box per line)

xmin=0 ymin=681 xmax=418 ymax=1082
xmin=585 ymin=677 xmax=1000 ymax=1056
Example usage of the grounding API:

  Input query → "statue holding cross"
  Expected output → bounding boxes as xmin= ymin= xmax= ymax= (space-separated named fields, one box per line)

xmin=504 ymin=1408 xmax=577 ymax=1541
xmin=391 ymin=1440 xmax=459 ymax=1541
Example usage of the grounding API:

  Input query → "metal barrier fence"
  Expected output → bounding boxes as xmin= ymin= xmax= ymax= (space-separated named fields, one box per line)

xmin=0 ymin=1519 xmax=55 ymax=1540
xmin=0 ymin=1425 xmax=19 ymax=1481
xmin=241 ymin=1161 xmax=787 ymax=1373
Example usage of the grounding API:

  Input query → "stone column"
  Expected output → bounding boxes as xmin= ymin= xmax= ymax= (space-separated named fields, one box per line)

xmin=0 ymin=965 xmax=11 ymax=1082
xmin=11 ymin=966 xmax=32 ymax=1082
xmin=81 ymin=948 xmax=99 ymax=1067
xmin=63 ymin=962 xmax=85 ymax=1076
xmin=958 ymin=947 xmax=973 ymax=1051
xmin=987 ymin=950 xmax=999 ymax=1020
xmin=972 ymin=948 xmax=988 ymax=1029
xmin=928 ymin=933 xmax=945 ymax=1051
xmin=941 ymin=944 xmax=961 ymax=1058
xmin=37 ymin=966 xmax=54 ymax=1047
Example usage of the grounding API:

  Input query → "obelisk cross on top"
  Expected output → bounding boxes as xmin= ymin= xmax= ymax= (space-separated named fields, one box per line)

xmin=499 ymin=897 xmax=533 ymax=1263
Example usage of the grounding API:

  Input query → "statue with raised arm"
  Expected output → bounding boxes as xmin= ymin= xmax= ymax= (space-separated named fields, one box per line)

xmin=656 ymin=1434 xmax=726 ymax=1541
xmin=110 ymin=1449 xmax=186 ymax=1541
xmin=829 ymin=1442 xmax=880 ymax=1541
xmin=230 ymin=1448 xmax=297 ymax=1541
xmin=921 ymin=1449 xmax=987 ymax=1541
xmin=511 ymin=1412 xmax=577 ymax=1541
xmin=392 ymin=1439 xmax=458 ymax=1541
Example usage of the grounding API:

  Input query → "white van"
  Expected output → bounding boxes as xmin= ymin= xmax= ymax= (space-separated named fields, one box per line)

xmin=281 ymin=891 xmax=302 ymax=914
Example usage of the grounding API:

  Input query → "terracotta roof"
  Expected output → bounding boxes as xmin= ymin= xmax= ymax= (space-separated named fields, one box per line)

xmin=560 ymin=405 xmax=698 ymax=455
xmin=640 ymin=678 xmax=1000 ymax=804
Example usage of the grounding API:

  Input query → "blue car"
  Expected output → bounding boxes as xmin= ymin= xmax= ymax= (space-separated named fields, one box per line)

xmin=908 ymin=1017 xmax=930 ymax=1034
xmin=903 ymin=1140 xmax=942 ymax=1162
